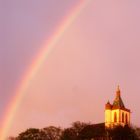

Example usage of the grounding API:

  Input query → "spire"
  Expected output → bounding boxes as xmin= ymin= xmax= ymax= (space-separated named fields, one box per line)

xmin=116 ymin=85 xmax=120 ymax=97
xmin=117 ymin=85 xmax=120 ymax=92
xmin=113 ymin=86 xmax=125 ymax=109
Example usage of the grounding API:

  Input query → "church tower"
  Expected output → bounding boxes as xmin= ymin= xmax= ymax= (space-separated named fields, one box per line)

xmin=105 ymin=86 xmax=130 ymax=128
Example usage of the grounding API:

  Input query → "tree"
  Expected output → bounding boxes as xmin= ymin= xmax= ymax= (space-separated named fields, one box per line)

xmin=108 ymin=125 xmax=139 ymax=140
xmin=61 ymin=128 xmax=78 ymax=140
xmin=134 ymin=126 xmax=140 ymax=139
xmin=60 ymin=121 xmax=90 ymax=140
xmin=42 ymin=126 xmax=62 ymax=140
xmin=13 ymin=123 xmax=140 ymax=140
xmin=16 ymin=128 xmax=47 ymax=140
xmin=79 ymin=125 xmax=95 ymax=140
xmin=72 ymin=121 xmax=90 ymax=135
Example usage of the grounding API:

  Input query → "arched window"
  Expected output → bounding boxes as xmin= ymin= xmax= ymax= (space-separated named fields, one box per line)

xmin=122 ymin=112 xmax=124 ymax=123
xmin=126 ymin=114 xmax=128 ymax=124
xmin=114 ymin=112 xmax=117 ymax=122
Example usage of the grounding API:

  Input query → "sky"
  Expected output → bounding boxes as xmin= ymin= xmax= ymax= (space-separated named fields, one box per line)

xmin=1 ymin=0 xmax=140 ymax=137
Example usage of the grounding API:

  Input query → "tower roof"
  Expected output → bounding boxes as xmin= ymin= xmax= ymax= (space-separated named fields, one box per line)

xmin=112 ymin=86 xmax=125 ymax=109
xmin=105 ymin=100 xmax=112 ymax=109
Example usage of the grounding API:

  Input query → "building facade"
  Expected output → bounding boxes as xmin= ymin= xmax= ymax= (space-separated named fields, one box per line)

xmin=105 ymin=86 xmax=130 ymax=128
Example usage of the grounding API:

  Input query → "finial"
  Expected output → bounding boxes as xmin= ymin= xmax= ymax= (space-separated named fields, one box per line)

xmin=116 ymin=85 xmax=120 ymax=96
xmin=117 ymin=85 xmax=120 ymax=92
xmin=107 ymin=100 xmax=110 ymax=104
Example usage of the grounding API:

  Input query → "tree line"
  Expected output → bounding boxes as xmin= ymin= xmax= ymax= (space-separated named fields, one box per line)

xmin=8 ymin=121 xmax=140 ymax=140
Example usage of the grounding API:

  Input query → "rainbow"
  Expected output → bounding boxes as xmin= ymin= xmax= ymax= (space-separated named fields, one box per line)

xmin=0 ymin=0 xmax=91 ymax=139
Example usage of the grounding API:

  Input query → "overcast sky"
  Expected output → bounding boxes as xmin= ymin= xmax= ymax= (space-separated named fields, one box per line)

xmin=1 ymin=0 xmax=140 ymax=137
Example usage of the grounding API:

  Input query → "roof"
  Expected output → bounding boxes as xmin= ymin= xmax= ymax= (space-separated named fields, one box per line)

xmin=112 ymin=86 xmax=125 ymax=109
xmin=79 ymin=123 xmax=106 ymax=138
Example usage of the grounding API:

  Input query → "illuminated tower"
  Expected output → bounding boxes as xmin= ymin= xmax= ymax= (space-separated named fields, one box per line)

xmin=105 ymin=86 xmax=130 ymax=128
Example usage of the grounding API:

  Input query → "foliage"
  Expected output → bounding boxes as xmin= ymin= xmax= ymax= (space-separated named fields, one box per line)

xmin=42 ymin=126 xmax=62 ymax=140
xmin=79 ymin=125 xmax=95 ymax=140
xmin=60 ymin=121 xmax=90 ymax=140
xmin=60 ymin=128 xmax=77 ymax=140
xmin=107 ymin=125 xmax=139 ymax=140
xmin=15 ymin=123 xmax=140 ymax=140
xmin=16 ymin=128 xmax=46 ymax=140
xmin=133 ymin=126 xmax=140 ymax=139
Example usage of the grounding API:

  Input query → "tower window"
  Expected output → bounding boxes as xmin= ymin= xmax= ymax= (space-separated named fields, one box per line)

xmin=126 ymin=114 xmax=128 ymax=124
xmin=122 ymin=112 xmax=124 ymax=123
xmin=114 ymin=112 xmax=117 ymax=122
